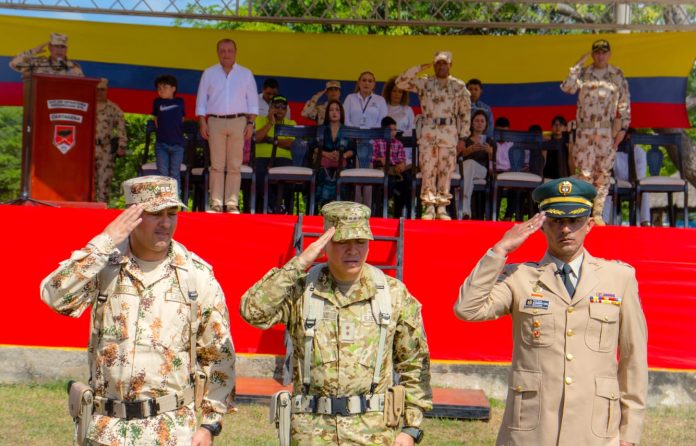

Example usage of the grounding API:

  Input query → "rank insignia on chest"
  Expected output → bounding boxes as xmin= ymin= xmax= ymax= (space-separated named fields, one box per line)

xmin=524 ymin=298 xmax=549 ymax=310
xmin=589 ymin=292 xmax=622 ymax=306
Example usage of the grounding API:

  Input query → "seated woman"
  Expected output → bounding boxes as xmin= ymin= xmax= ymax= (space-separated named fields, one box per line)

xmin=315 ymin=100 xmax=354 ymax=208
xmin=456 ymin=109 xmax=493 ymax=219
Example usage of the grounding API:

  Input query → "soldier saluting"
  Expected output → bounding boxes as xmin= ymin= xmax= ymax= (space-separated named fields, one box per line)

xmin=241 ymin=201 xmax=432 ymax=445
xmin=10 ymin=32 xmax=84 ymax=76
xmin=455 ymin=177 xmax=648 ymax=446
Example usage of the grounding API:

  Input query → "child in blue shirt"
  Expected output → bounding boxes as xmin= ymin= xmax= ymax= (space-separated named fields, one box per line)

xmin=152 ymin=74 xmax=185 ymax=195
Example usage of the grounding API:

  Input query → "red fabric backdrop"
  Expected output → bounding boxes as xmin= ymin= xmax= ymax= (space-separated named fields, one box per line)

xmin=2 ymin=206 xmax=695 ymax=370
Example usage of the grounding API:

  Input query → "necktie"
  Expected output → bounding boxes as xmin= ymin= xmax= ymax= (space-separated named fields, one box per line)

xmin=561 ymin=263 xmax=575 ymax=298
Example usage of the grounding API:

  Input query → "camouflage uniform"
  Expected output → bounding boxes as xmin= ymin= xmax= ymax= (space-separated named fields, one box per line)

xmin=561 ymin=60 xmax=630 ymax=219
xmin=40 ymin=176 xmax=236 ymax=446
xmin=9 ymin=50 xmax=84 ymax=76
xmin=240 ymin=202 xmax=432 ymax=445
xmin=301 ymin=95 xmax=328 ymax=125
xmin=94 ymin=99 xmax=127 ymax=203
xmin=396 ymin=55 xmax=471 ymax=207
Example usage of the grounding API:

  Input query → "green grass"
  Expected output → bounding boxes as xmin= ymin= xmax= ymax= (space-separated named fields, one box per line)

xmin=1 ymin=381 xmax=693 ymax=445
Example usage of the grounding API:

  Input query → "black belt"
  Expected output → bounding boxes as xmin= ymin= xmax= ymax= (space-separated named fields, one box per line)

xmin=427 ymin=117 xmax=455 ymax=126
xmin=208 ymin=113 xmax=246 ymax=119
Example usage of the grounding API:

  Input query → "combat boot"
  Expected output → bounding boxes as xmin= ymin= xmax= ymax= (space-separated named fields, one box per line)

xmin=422 ymin=205 xmax=435 ymax=220
xmin=436 ymin=206 xmax=451 ymax=220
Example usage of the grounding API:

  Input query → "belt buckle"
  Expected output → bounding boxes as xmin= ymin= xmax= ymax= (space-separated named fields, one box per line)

xmin=175 ymin=393 xmax=184 ymax=409
xmin=124 ymin=401 xmax=144 ymax=420
xmin=331 ymin=396 xmax=350 ymax=416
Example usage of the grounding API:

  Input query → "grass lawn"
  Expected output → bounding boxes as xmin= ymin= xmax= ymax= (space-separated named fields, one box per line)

xmin=1 ymin=381 xmax=693 ymax=445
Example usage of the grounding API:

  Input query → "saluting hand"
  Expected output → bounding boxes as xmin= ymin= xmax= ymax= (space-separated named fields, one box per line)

xmin=297 ymin=227 xmax=336 ymax=270
xmin=492 ymin=212 xmax=546 ymax=258
xmin=103 ymin=204 xmax=144 ymax=246
xmin=576 ymin=51 xmax=591 ymax=66
xmin=419 ymin=63 xmax=432 ymax=72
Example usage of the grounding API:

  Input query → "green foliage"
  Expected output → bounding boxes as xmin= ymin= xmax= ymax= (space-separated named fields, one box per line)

xmin=109 ymin=113 xmax=151 ymax=209
xmin=0 ymin=107 xmax=22 ymax=201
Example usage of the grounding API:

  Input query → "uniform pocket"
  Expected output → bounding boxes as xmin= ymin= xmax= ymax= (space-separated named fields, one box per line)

xmin=585 ymin=304 xmax=620 ymax=352
xmin=518 ymin=306 xmax=555 ymax=348
xmin=157 ymin=289 xmax=190 ymax=350
xmin=591 ymin=376 xmax=621 ymax=438
xmin=507 ymin=370 xmax=542 ymax=431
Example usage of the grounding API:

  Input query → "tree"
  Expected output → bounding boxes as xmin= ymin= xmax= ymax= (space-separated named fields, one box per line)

xmin=0 ymin=107 xmax=22 ymax=201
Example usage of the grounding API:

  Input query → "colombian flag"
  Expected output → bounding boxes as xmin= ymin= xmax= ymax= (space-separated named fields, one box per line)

xmin=1 ymin=15 xmax=693 ymax=130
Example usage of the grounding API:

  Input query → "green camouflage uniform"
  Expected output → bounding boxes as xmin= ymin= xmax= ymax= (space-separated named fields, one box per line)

xmin=40 ymin=176 xmax=236 ymax=446
xmin=94 ymin=99 xmax=127 ymax=203
xmin=240 ymin=202 xmax=432 ymax=445
xmin=396 ymin=53 xmax=471 ymax=207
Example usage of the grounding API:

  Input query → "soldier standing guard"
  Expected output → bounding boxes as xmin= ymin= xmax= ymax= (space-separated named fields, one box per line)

xmin=94 ymin=78 xmax=127 ymax=204
xmin=241 ymin=201 xmax=432 ymax=446
xmin=40 ymin=176 xmax=236 ymax=446
xmin=396 ymin=51 xmax=471 ymax=220
xmin=455 ymin=177 xmax=647 ymax=446
xmin=9 ymin=32 xmax=84 ymax=76
xmin=561 ymin=39 xmax=631 ymax=225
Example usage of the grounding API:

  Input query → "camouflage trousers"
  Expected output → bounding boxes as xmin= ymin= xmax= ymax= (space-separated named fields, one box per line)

xmin=291 ymin=412 xmax=396 ymax=446
xmin=572 ymin=129 xmax=616 ymax=217
xmin=93 ymin=143 xmax=114 ymax=203
xmin=419 ymin=124 xmax=458 ymax=206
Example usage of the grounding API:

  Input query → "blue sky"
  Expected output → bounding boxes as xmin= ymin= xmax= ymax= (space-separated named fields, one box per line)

xmin=0 ymin=7 xmax=176 ymax=27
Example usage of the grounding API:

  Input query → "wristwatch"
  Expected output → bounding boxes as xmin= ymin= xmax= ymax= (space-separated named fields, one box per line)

xmin=200 ymin=423 xmax=222 ymax=437
xmin=401 ymin=426 xmax=424 ymax=444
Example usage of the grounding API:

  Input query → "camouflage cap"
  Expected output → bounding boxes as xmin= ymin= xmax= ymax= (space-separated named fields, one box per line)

xmin=532 ymin=177 xmax=597 ymax=218
xmin=433 ymin=50 xmax=452 ymax=64
xmin=50 ymin=32 xmax=68 ymax=46
xmin=97 ymin=78 xmax=108 ymax=89
xmin=325 ymin=80 xmax=341 ymax=90
xmin=592 ymin=39 xmax=611 ymax=53
xmin=322 ymin=201 xmax=373 ymax=242
xmin=122 ymin=176 xmax=185 ymax=213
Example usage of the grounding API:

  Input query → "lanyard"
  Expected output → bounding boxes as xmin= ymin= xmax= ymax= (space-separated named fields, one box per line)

xmin=360 ymin=95 xmax=373 ymax=115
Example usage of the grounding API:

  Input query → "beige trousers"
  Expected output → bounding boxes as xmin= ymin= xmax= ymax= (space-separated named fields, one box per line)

xmin=208 ymin=116 xmax=246 ymax=207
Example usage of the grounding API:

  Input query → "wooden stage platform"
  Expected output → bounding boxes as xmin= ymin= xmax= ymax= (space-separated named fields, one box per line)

xmin=236 ymin=377 xmax=490 ymax=420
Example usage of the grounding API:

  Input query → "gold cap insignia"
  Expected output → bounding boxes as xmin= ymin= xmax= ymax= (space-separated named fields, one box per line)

xmin=558 ymin=181 xmax=573 ymax=196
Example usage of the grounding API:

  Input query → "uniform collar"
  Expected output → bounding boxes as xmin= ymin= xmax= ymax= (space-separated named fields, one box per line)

xmin=312 ymin=265 xmax=377 ymax=308
xmin=536 ymin=249 xmax=600 ymax=304
xmin=115 ymin=240 xmax=188 ymax=286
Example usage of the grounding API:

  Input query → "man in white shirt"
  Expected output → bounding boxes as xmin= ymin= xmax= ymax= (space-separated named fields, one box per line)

xmin=258 ymin=78 xmax=291 ymax=120
xmin=196 ymin=38 xmax=259 ymax=213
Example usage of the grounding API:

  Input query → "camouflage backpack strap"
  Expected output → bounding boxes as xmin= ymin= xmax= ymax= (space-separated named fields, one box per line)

xmin=173 ymin=241 xmax=199 ymax=378
xmin=301 ymin=263 xmax=326 ymax=395
xmin=367 ymin=265 xmax=391 ymax=394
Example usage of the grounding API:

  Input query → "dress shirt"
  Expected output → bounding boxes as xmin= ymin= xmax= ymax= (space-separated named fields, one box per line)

xmin=343 ymin=93 xmax=387 ymax=129
xmin=196 ymin=63 xmax=259 ymax=116
xmin=548 ymin=252 xmax=583 ymax=289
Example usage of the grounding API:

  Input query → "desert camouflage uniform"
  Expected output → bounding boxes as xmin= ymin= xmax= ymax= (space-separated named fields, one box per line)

xmin=396 ymin=66 xmax=471 ymax=206
xmin=40 ymin=233 xmax=236 ymax=446
xmin=9 ymin=50 xmax=84 ymax=76
xmin=561 ymin=63 xmax=631 ymax=218
xmin=240 ymin=259 xmax=432 ymax=445
xmin=301 ymin=93 xmax=328 ymax=125
xmin=94 ymin=100 xmax=127 ymax=203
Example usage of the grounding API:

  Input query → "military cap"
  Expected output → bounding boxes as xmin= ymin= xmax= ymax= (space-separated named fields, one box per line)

xmin=272 ymin=95 xmax=288 ymax=105
xmin=326 ymin=80 xmax=341 ymax=90
xmin=50 ymin=32 xmax=68 ymax=46
xmin=97 ymin=78 xmax=108 ymax=89
xmin=322 ymin=201 xmax=373 ymax=242
xmin=433 ymin=50 xmax=452 ymax=64
xmin=532 ymin=177 xmax=596 ymax=218
xmin=592 ymin=39 xmax=611 ymax=52
xmin=122 ymin=175 xmax=185 ymax=213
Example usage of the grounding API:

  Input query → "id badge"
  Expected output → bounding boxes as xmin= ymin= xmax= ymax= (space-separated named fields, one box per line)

xmin=360 ymin=116 xmax=367 ymax=126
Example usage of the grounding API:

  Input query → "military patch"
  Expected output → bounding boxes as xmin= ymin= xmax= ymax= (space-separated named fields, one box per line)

xmin=524 ymin=298 xmax=549 ymax=310
xmin=323 ymin=305 xmax=338 ymax=321
xmin=559 ymin=180 xmax=573 ymax=195
xmin=589 ymin=292 xmax=622 ymax=306
xmin=53 ymin=124 xmax=76 ymax=154
xmin=115 ymin=285 xmax=138 ymax=296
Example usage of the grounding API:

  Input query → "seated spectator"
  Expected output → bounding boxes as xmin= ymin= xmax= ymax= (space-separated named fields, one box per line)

xmin=603 ymin=130 xmax=652 ymax=226
xmin=382 ymin=76 xmax=415 ymax=136
xmin=372 ymin=116 xmax=412 ymax=218
xmin=457 ymin=110 xmax=493 ymax=219
xmin=254 ymin=95 xmax=297 ymax=213
xmin=301 ymin=80 xmax=341 ymax=125
xmin=315 ymin=100 xmax=354 ymax=208
xmin=542 ymin=115 xmax=570 ymax=179
xmin=258 ymin=78 xmax=291 ymax=119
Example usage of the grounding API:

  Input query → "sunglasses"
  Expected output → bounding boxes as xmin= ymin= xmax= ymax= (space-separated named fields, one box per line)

xmin=273 ymin=104 xmax=287 ymax=109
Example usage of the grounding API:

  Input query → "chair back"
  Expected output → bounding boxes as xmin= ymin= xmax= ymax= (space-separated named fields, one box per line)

xmin=540 ymin=136 xmax=570 ymax=178
xmin=631 ymin=133 xmax=683 ymax=178
xmin=494 ymin=130 xmax=544 ymax=174
xmin=340 ymin=126 xmax=391 ymax=168
xmin=271 ymin=124 xmax=319 ymax=169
